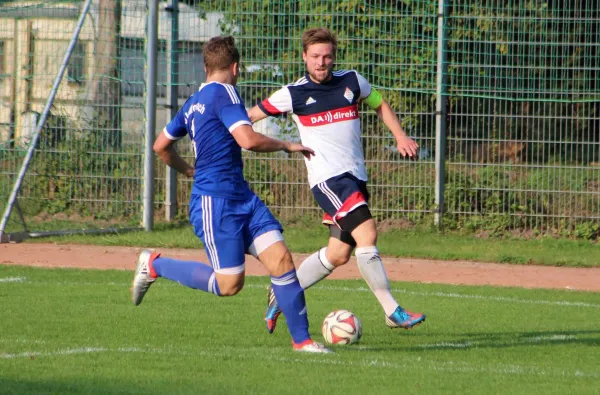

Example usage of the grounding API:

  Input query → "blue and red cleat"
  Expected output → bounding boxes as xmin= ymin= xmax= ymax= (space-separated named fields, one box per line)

xmin=385 ymin=306 xmax=426 ymax=329
xmin=264 ymin=286 xmax=281 ymax=334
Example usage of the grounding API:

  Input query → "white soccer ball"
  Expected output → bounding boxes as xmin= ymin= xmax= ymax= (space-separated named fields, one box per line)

xmin=321 ymin=309 xmax=362 ymax=345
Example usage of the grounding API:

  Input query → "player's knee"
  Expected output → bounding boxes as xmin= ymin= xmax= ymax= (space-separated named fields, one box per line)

xmin=215 ymin=276 xmax=245 ymax=296
xmin=218 ymin=281 xmax=244 ymax=296
xmin=268 ymin=249 xmax=294 ymax=277
xmin=327 ymin=250 xmax=351 ymax=267
xmin=276 ymin=249 xmax=294 ymax=271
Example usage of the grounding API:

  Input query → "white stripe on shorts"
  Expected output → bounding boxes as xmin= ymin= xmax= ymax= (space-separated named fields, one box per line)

xmin=202 ymin=196 xmax=220 ymax=270
xmin=318 ymin=182 xmax=343 ymax=209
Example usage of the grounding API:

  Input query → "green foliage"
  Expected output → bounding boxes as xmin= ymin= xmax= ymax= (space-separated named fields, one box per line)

xmin=171 ymin=154 xmax=600 ymax=241
xmin=441 ymin=164 xmax=600 ymax=237
xmin=573 ymin=222 xmax=600 ymax=240
xmin=238 ymin=156 xmax=600 ymax=239
xmin=448 ymin=1 xmax=599 ymax=101
xmin=0 ymin=131 xmax=142 ymax=225
xmin=203 ymin=0 xmax=437 ymax=124
xmin=5 ymin=1 xmax=599 ymax=239
xmin=190 ymin=0 xmax=599 ymax=240
xmin=242 ymin=156 xmax=283 ymax=206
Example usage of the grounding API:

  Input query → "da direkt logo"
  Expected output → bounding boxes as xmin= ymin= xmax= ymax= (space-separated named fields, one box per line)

xmin=310 ymin=108 xmax=357 ymax=124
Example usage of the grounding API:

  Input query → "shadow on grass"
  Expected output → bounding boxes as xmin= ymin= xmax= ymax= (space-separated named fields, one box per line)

xmin=0 ymin=378 xmax=153 ymax=395
xmin=341 ymin=329 xmax=600 ymax=353
xmin=0 ymin=377 xmax=230 ymax=395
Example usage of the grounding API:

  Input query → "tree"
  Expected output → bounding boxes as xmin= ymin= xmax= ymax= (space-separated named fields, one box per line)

xmin=89 ymin=0 xmax=122 ymax=148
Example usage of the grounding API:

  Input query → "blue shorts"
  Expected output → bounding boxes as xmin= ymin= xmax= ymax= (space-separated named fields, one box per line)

xmin=189 ymin=194 xmax=283 ymax=274
xmin=311 ymin=172 xmax=370 ymax=225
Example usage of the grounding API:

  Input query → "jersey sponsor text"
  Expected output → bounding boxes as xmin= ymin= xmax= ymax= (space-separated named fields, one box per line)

xmin=298 ymin=104 xmax=359 ymax=126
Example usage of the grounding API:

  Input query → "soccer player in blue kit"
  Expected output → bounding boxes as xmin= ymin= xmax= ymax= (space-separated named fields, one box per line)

xmin=131 ymin=36 xmax=331 ymax=353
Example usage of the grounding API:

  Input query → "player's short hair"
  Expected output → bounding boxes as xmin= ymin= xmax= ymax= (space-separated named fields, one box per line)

xmin=302 ymin=28 xmax=337 ymax=54
xmin=203 ymin=36 xmax=240 ymax=74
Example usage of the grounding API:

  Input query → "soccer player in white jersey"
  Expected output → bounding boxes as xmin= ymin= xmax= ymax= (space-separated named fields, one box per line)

xmin=130 ymin=36 xmax=331 ymax=353
xmin=248 ymin=28 xmax=426 ymax=333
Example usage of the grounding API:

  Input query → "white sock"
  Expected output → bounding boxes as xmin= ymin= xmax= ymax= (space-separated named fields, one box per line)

xmin=297 ymin=247 xmax=334 ymax=290
xmin=355 ymin=246 xmax=399 ymax=316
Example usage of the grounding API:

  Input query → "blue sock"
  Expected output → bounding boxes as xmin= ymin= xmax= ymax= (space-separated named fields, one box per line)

xmin=153 ymin=257 xmax=221 ymax=296
xmin=271 ymin=269 xmax=310 ymax=344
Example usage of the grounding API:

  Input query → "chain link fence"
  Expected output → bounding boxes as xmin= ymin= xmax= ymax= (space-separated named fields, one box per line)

xmin=0 ymin=0 xmax=598 ymax=240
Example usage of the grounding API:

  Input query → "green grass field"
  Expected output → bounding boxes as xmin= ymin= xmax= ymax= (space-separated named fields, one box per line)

xmin=1 ymin=265 xmax=599 ymax=394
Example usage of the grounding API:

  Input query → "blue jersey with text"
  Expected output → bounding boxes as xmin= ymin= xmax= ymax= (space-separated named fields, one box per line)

xmin=164 ymin=82 xmax=253 ymax=200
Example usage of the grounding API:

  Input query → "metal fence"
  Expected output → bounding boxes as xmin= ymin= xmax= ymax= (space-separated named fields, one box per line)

xmin=0 ymin=0 xmax=598 ymax=241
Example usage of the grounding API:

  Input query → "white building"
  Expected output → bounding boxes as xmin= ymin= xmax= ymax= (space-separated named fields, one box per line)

xmin=0 ymin=0 xmax=225 ymax=145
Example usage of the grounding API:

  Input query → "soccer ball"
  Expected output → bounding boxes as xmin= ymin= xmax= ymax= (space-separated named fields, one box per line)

xmin=321 ymin=310 xmax=362 ymax=345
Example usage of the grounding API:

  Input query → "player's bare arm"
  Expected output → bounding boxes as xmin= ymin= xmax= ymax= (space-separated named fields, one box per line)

xmin=153 ymin=131 xmax=195 ymax=177
xmin=375 ymin=100 xmax=419 ymax=158
xmin=231 ymin=124 xmax=315 ymax=160
xmin=247 ymin=106 xmax=269 ymax=123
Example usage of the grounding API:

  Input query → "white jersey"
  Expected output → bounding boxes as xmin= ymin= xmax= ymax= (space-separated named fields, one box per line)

xmin=258 ymin=70 xmax=372 ymax=187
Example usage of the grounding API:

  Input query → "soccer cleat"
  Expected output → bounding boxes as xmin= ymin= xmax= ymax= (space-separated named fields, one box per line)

xmin=131 ymin=249 xmax=160 ymax=306
xmin=385 ymin=306 xmax=426 ymax=329
xmin=293 ymin=340 xmax=333 ymax=353
xmin=265 ymin=286 xmax=282 ymax=334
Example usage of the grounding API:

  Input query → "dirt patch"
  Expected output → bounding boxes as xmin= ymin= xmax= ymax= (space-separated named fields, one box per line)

xmin=1 ymin=243 xmax=599 ymax=292
xmin=376 ymin=219 xmax=415 ymax=232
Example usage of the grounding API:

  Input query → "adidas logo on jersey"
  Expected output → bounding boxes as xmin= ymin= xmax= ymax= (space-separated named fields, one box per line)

xmin=344 ymin=87 xmax=354 ymax=103
xmin=305 ymin=97 xmax=316 ymax=105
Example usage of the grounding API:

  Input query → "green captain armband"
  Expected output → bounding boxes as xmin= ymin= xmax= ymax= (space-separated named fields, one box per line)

xmin=364 ymin=88 xmax=383 ymax=110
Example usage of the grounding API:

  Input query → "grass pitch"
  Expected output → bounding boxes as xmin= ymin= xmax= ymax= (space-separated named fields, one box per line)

xmin=1 ymin=266 xmax=599 ymax=394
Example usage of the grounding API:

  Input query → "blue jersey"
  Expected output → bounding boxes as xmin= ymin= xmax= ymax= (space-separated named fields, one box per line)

xmin=164 ymin=82 xmax=253 ymax=200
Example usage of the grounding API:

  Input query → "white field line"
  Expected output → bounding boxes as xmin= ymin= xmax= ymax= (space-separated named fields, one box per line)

xmin=1 ymin=347 xmax=106 ymax=359
xmin=293 ymin=284 xmax=600 ymax=309
xmin=0 ymin=344 xmax=598 ymax=379
xmin=419 ymin=334 xmax=577 ymax=349
xmin=0 ymin=277 xmax=26 ymax=283
xmin=2 ymin=280 xmax=599 ymax=309
xmin=0 ymin=338 xmax=46 ymax=344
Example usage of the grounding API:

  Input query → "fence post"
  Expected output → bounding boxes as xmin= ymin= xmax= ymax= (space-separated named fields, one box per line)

xmin=144 ymin=0 xmax=159 ymax=231
xmin=434 ymin=0 xmax=449 ymax=227
xmin=165 ymin=0 xmax=179 ymax=221
xmin=0 ymin=0 xmax=93 ymax=241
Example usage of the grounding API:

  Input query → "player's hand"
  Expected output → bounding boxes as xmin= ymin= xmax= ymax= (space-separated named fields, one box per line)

xmin=396 ymin=135 xmax=419 ymax=158
xmin=285 ymin=142 xmax=315 ymax=160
